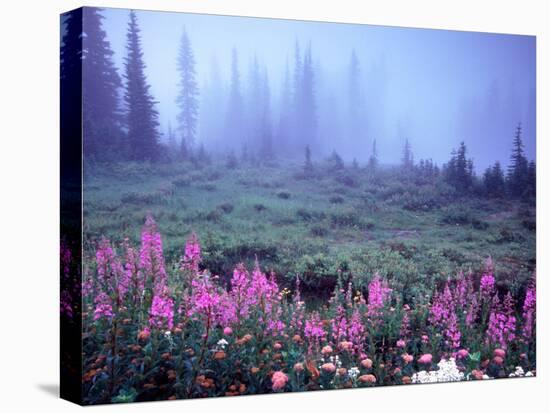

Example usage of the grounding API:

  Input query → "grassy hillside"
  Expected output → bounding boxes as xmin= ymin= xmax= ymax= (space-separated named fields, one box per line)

xmin=83 ymin=159 xmax=535 ymax=304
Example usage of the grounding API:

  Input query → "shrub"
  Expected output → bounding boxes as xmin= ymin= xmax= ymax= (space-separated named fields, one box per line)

xmin=329 ymin=195 xmax=345 ymax=204
xmin=310 ymin=225 xmax=329 ymax=237
xmin=296 ymin=208 xmax=326 ymax=222
xmin=254 ymin=203 xmax=267 ymax=212
xmin=277 ymin=191 xmax=291 ymax=199
xmin=218 ymin=203 xmax=234 ymax=214
xmin=330 ymin=210 xmax=374 ymax=230
xmin=172 ymin=175 xmax=191 ymax=187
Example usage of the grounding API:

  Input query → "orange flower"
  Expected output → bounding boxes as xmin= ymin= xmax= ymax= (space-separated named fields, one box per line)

xmin=361 ymin=358 xmax=373 ymax=369
xmin=358 ymin=374 xmax=376 ymax=384
xmin=214 ymin=351 xmax=226 ymax=360
xmin=321 ymin=363 xmax=336 ymax=373
xmin=402 ymin=376 xmax=412 ymax=384
xmin=250 ymin=367 xmax=260 ymax=374
xmin=471 ymin=369 xmax=484 ymax=380
xmin=137 ymin=329 xmax=151 ymax=342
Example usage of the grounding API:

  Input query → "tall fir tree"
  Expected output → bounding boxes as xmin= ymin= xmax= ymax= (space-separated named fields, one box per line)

xmin=507 ymin=123 xmax=529 ymax=197
xmin=60 ymin=8 xmax=83 ymax=177
xmin=259 ymin=67 xmax=274 ymax=160
xmin=401 ymin=138 xmax=414 ymax=170
xmin=277 ymin=60 xmax=293 ymax=156
xmin=225 ymin=47 xmax=244 ymax=151
xmin=82 ymin=8 xmax=123 ymax=162
xmin=348 ymin=49 xmax=365 ymax=150
xmin=483 ymin=161 xmax=506 ymax=198
xmin=292 ymin=40 xmax=303 ymax=151
xmin=368 ymin=139 xmax=378 ymax=172
xmin=123 ymin=10 xmax=160 ymax=161
xmin=176 ymin=27 xmax=199 ymax=158
xmin=301 ymin=42 xmax=317 ymax=149
xmin=246 ymin=54 xmax=263 ymax=149
xmin=444 ymin=142 xmax=474 ymax=193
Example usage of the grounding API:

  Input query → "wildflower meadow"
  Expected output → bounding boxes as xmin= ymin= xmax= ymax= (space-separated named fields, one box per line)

xmin=60 ymin=6 xmax=536 ymax=406
xmin=62 ymin=214 xmax=535 ymax=404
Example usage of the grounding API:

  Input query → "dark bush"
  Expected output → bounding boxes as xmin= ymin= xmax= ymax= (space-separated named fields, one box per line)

xmin=277 ymin=191 xmax=291 ymax=199
xmin=218 ymin=203 xmax=234 ymax=214
xmin=329 ymin=195 xmax=345 ymax=204
xmin=254 ymin=203 xmax=267 ymax=212
xmin=296 ymin=208 xmax=326 ymax=222
xmin=310 ymin=225 xmax=329 ymax=237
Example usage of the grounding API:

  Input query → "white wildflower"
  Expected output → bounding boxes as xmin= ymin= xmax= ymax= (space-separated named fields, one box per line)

xmin=216 ymin=338 xmax=229 ymax=350
xmin=348 ymin=367 xmax=360 ymax=379
xmin=412 ymin=358 xmax=465 ymax=384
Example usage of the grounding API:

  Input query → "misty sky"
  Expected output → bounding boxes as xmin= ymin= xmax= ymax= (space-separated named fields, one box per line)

xmin=99 ymin=7 xmax=535 ymax=170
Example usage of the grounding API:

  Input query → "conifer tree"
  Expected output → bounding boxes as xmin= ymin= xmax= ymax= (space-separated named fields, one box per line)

xmin=176 ymin=27 xmax=199 ymax=158
xmin=301 ymin=43 xmax=317 ymax=148
xmin=123 ymin=11 xmax=160 ymax=161
xmin=368 ymin=139 xmax=378 ymax=172
xmin=401 ymin=138 xmax=414 ymax=170
xmin=348 ymin=49 xmax=365 ymax=148
xmin=225 ymin=47 xmax=244 ymax=151
xmin=80 ymin=8 xmax=125 ymax=161
xmin=60 ymin=8 xmax=83 ymax=176
xmin=507 ymin=123 xmax=529 ymax=197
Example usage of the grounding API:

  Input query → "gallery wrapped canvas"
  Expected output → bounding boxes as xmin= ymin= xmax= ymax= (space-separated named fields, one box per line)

xmin=60 ymin=6 xmax=536 ymax=405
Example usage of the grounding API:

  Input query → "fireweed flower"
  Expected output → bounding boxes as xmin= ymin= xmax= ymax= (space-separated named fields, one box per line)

xmin=122 ymin=237 xmax=143 ymax=297
xmin=93 ymin=292 xmax=114 ymax=321
xmin=139 ymin=215 xmax=167 ymax=292
xmin=149 ymin=288 xmax=174 ymax=330
xmin=181 ymin=232 xmax=201 ymax=273
xmin=95 ymin=237 xmax=124 ymax=293
xmin=367 ymin=274 xmax=392 ymax=320
xmin=304 ymin=311 xmax=326 ymax=349
xmin=429 ymin=283 xmax=461 ymax=349
xmin=486 ymin=293 xmax=516 ymax=349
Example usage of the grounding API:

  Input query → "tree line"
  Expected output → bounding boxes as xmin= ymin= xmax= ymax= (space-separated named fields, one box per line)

xmin=61 ymin=8 xmax=376 ymax=164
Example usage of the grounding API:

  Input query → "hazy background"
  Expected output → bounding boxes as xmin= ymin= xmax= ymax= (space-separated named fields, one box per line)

xmin=100 ymin=7 xmax=535 ymax=170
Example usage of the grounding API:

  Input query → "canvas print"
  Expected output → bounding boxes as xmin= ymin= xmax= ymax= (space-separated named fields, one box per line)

xmin=60 ymin=6 xmax=536 ymax=405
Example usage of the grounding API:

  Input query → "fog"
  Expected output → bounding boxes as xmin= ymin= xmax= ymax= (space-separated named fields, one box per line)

xmin=100 ymin=7 xmax=535 ymax=170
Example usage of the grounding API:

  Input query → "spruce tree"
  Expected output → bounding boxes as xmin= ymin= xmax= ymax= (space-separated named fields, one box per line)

xmin=401 ymin=138 xmax=414 ymax=170
xmin=507 ymin=123 xmax=529 ymax=197
xmin=301 ymin=43 xmax=317 ymax=148
xmin=259 ymin=67 xmax=274 ymax=161
xmin=176 ymin=27 xmax=199 ymax=158
xmin=82 ymin=8 xmax=123 ymax=162
xmin=277 ymin=60 xmax=292 ymax=156
xmin=348 ymin=49 xmax=365 ymax=148
xmin=368 ymin=139 xmax=378 ymax=172
xmin=123 ymin=10 xmax=160 ymax=161
xmin=225 ymin=47 xmax=244 ymax=151
xmin=60 ymin=8 xmax=83 ymax=176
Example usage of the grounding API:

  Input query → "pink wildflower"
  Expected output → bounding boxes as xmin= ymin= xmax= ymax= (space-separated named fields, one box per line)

xmin=321 ymin=362 xmax=336 ymax=373
xmin=271 ymin=371 xmax=288 ymax=391
xmin=418 ymin=354 xmax=433 ymax=364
